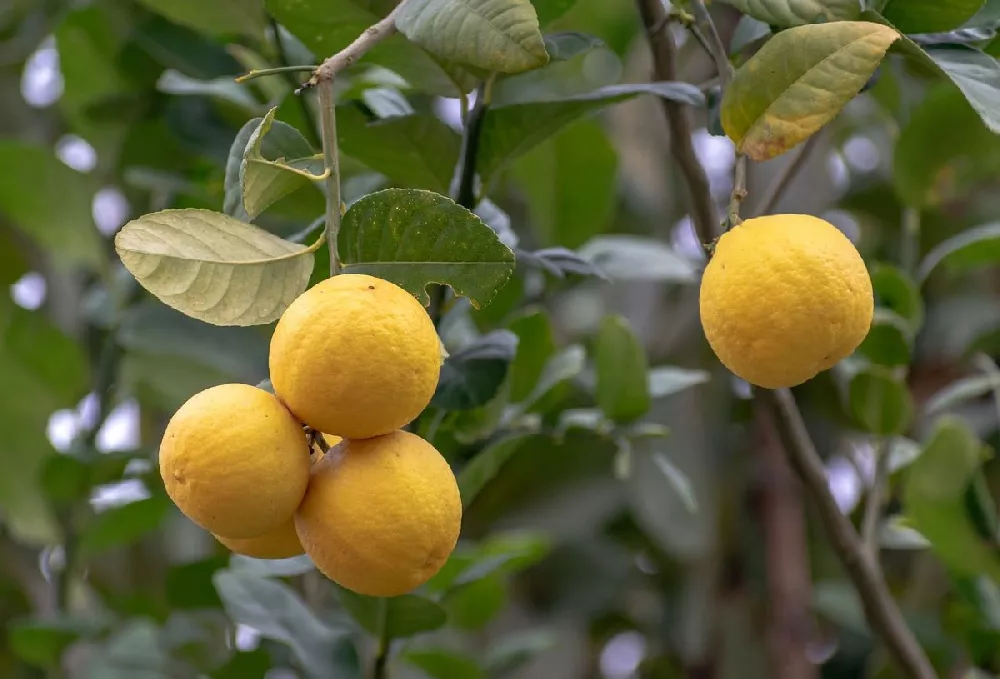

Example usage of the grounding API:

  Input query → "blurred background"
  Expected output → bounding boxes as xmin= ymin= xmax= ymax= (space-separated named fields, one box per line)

xmin=3 ymin=0 xmax=1000 ymax=677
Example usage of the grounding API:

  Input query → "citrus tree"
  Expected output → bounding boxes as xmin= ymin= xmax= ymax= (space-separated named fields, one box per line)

xmin=3 ymin=0 xmax=1000 ymax=677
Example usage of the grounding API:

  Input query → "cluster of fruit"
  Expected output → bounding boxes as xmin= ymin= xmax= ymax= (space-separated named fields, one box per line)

xmin=158 ymin=274 xmax=462 ymax=597
xmin=700 ymin=214 xmax=874 ymax=389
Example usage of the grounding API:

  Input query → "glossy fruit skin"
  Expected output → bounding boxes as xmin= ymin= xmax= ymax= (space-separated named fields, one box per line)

xmin=295 ymin=430 xmax=462 ymax=597
xmin=159 ymin=383 xmax=310 ymax=539
xmin=699 ymin=214 xmax=873 ymax=389
xmin=269 ymin=274 xmax=441 ymax=440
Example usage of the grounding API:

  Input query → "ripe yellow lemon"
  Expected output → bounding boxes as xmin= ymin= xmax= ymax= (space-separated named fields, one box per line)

xmin=214 ymin=434 xmax=340 ymax=559
xmin=295 ymin=430 xmax=462 ymax=597
xmin=699 ymin=214 xmax=873 ymax=389
xmin=269 ymin=274 xmax=441 ymax=440
xmin=159 ymin=383 xmax=311 ymax=539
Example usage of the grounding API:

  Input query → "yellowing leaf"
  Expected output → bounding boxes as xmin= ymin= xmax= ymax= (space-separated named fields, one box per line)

xmin=396 ymin=0 xmax=549 ymax=74
xmin=721 ymin=21 xmax=897 ymax=161
xmin=721 ymin=0 xmax=860 ymax=27
xmin=115 ymin=209 xmax=320 ymax=326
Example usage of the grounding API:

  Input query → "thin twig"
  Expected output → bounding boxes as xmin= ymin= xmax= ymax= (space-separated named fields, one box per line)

xmin=901 ymin=207 xmax=920 ymax=275
xmin=635 ymin=0 xmax=718 ymax=249
xmin=304 ymin=3 xmax=405 ymax=89
xmin=727 ymin=153 xmax=747 ymax=228
xmin=371 ymin=598 xmax=392 ymax=679
xmin=270 ymin=19 xmax=321 ymax=148
xmin=751 ymin=135 xmax=820 ymax=218
xmin=235 ymin=64 xmax=319 ymax=83
xmin=318 ymin=80 xmax=342 ymax=277
xmin=761 ymin=389 xmax=937 ymax=679
xmin=862 ymin=439 xmax=890 ymax=554
xmin=688 ymin=0 xmax=734 ymax=86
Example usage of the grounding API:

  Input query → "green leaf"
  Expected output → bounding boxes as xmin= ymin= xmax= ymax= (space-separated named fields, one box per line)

xmin=214 ymin=570 xmax=343 ymax=676
xmin=478 ymin=82 xmax=703 ymax=184
xmin=918 ymin=222 xmax=1000 ymax=283
xmin=721 ymin=21 xmax=898 ymax=160
xmin=339 ymin=189 xmax=516 ymax=309
xmin=594 ymin=315 xmax=650 ymax=423
xmin=879 ymin=516 xmax=931 ymax=550
xmin=507 ymin=310 xmax=556 ymax=402
xmin=458 ymin=435 xmax=533 ymax=508
xmin=925 ymin=374 xmax=1000 ymax=415
xmin=893 ymin=85 xmax=1000 ymax=207
xmin=721 ymin=0 xmax=861 ymax=27
xmin=157 ymin=70 xmax=261 ymax=112
xmin=730 ymin=14 xmax=772 ymax=54
xmin=0 ymin=141 xmax=101 ymax=269
xmin=543 ymin=32 xmax=604 ymax=61
xmin=267 ymin=0 xmax=476 ymax=97
xmin=517 ymin=248 xmax=606 ymax=278
xmin=166 ymin=557 xmax=227 ymax=610
xmin=337 ymin=588 xmax=448 ymax=639
xmin=848 ymin=366 xmax=914 ymax=435
xmin=647 ymin=366 xmax=711 ymax=398
xmin=507 ymin=344 xmax=585 ymax=416
xmin=576 ymin=235 xmax=697 ymax=282
xmin=397 ymin=0 xmax=548 ymax=73
xmin=902 ymin=416 xmax=1000 ymax=579
xmin=337 ymin=107 xmax=461 ymax=194
xmin=78 ymin=497 xmax=173 ymax=558
xmin=240 ymin=107 xmax=324 ymax=220
xmin=115 ymin=208 xmax=320 ymax=326
xmin=533 ymin=0 xmax=576 ymax=25
xmin=433 ymin=331 xmax=519 ymax=410
xmin=442 ymin=575 xmax=507 ymax=630
xmin=652 ymin=452 xmax=698 ymax=514
xmin=82 ymin=620 xmax=169 ymax=679
xmin=857 ymin=308 xmax=912 ymax=367
xmin=882 ymin=0 xmax=984 ymax=33
xmin=485 ymin=629 xmax=558 ymax=676
xmin=870 ymin=263 xmax=923 ymax=329
xmin=229 ymin=554 xmax=316 ymax=577
xmin=512 ymin=118 xmax=617 ymax=248
xmin=10 ymin=617 xmax=103 ymax=668
xmin=135 ymin=0 xmax=265 ymax=38
xmin=405 ymin=649 xmax=485 ymax=679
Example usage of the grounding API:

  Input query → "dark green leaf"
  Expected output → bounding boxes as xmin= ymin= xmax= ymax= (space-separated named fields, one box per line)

xmin=543 ymin=32 xmax=604 ymax=60
xmin=883 ymin=0 xmax=984 ymax=33
xmin=458 ymin=435 xmax=533 ymax=508
xmin=338 ymin=107 xmax=461 ymax=194
xmin=337 ymin=588 xmax=448 ymax=639
xmin=442 ymin=575 xmax=507 ymax=630
xmin=576 ymin=235 xmax=697 ymax=282
xmin=512 ymin=118 xmax=617 ymax=248
xmin=925 ymin=374 xmax=1000 ymax=415
xmin=166 ymin=557 xmax=228 ymax=609
xmin=532 ymin=0 xmax=577 ymax=26
xmin=135 ymin=0 xmax=266 ymax=37
xmin=0 ymin=141 xmax=101 ymax=268
xmin=40 ymin=455 xmax=91 ymax=505
xmin=214 ymin=570 xmax=343 ymax=676
xmin=405 ymin=649 xmax=485 ymax=679
xmin=918 ymin=222 xmax=1000 ymax=283
xmin=857 ymin=309 xmax=912 ymax=367
xmin=594 ymin=315 xmax=650 ymax=423
xmin=507 ymin=345 xmax=585 ymax=416
xmin=339 ymin=189 xmax=516 ymax=308
xmin=902 ymin=416 xmax=1000 ymax=579
xmin=9 ymin=617 xmax=104 ymax=668
xmin=212 ymin=648 xmax=273 ymax=679
xmin=848 ymin=367 xmax=914 ymax=435
xmin=721 ymin=0 xmax=860 ymax=26
xmin=433 ymin=331 xmax=518 ymax=410
xmin=647 ymin=366 xmax=710 ymax=399
xmin=397 ymin=0 xmax=548 ymax=73
xmin=78 ymin=497 xmax=172 ymax=558
xmin=507 ymin=310 xmax=556 ymax=402
xmin=485 ymin=628 xmax=558 ymax=676
xmin=478 ymin=82 xmax=703 ymax=184
xmin=870 ymin=263 xmax=923 ymax=328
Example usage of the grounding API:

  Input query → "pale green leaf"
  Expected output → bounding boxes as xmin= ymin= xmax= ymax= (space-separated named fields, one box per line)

xmin=848 ymin=366 xmax=913 ymax=435
xmin=594 ymin=315 xmax=650 ymax=423
xmin=115 ymin=209 xmax=319 ymax=326
xmin=925 ymin=374 xmax=1000 ymax=415
xmin=870 ymin=263 xmax=924 ymax=329
xmin=512 ymin=118 xmax=617 ymax=248
xmin=157 ymin=70 xmax=261 ymax=111
xmin=721 ymin=0 xmax=860 ymax=27
xmin=397 ymin=0 xmax=549 ymax=73
xmin=721 ymin=21 xmax=898 ymax=160
xmin=136 ymin=0 xmax=266 ymax=38
xmin=478 ymin=82 xmax=703 ymax=183
xmin=647 ymin=367 xmax=710 ymax=398
xmin=0 ymin=141 xmax=101 ymax=269
xmin=241 ymin=108 xmax=324 ymax=219
xmin=576 ymin=235 xmax=697 ymax=282
xmin=652 ymin=453 xmax=698 ymax=514
xmin=918 ymin=222 xmax=1000 ymax=283
xmin=543 ymin=32 xmax=604 ymax=61
xmin=883 ymin=0 xmax=984 ymax=33
xmin=857 ymin=308 xmax=912 ymax=366
xmin=339 ymin=189 xmax=516 ymax=308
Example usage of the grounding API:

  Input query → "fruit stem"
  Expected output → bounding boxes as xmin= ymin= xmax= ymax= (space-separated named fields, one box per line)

xmin=726 ymin=152 xmax=747 ymax=228
xmin=318 ymin=79 xmax=342 ymax=277
xmin=371 ymin=598 xmax=391 ymax=679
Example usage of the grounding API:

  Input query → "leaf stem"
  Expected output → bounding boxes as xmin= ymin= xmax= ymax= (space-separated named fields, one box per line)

xmin=318 ymin=79 xmax=342 ymax=277
xmin=270 ymin=19 xmax=322 ymax=148
xmin=727 ymin=152 xmax=747 ymax=228
xmin=901 ymin=207 xmax=920 ymax=275
xmin=304 ymin=2 xmax=407 ymax=90
xmin=371 ymin=598 xmax=391 ymax=679
xmin=688 ymin=0 xmax=734 ymax=86
xmin=861 ymin=438 xmax=890 ymax=554
xmin=235 ymin=64 xmax=319 ymax=83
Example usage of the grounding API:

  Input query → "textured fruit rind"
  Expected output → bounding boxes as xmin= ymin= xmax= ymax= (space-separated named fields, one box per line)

xmin=295 ymin=430 xmax=462 ymax=597
xmin=699 ymin=214 xmax=873 ymax=388
xmin=159 ymin=383 xmax=311 ymax=539
xmin=215 ymin=519 xmax=304 ymax=559
xmin=269 ymin=274 xmax=441 ymax=440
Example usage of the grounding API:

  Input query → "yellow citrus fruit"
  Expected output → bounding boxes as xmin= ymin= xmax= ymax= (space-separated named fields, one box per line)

xmin=699 ymin=214 xmax=873 ymax=389
xmin=215 ymin=434 xmax=340 ymax=559
xmin=269 ymin=274 xmax=441 ymax=440
xmin=159 ymin=383 xmax=310 ymax=539
xmin=295 ymin=430 xmax=462 ymax=597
